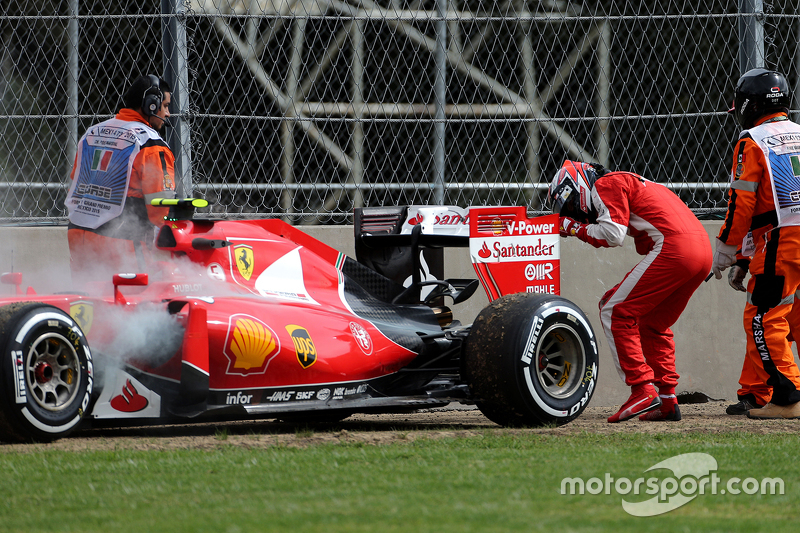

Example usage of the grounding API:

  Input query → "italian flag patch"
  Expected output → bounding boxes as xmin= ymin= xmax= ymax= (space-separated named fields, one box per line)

xmin=792 ymin=155 xmax=800 ymax=177
xmin=91 ymin=149 xmax=113 ymax=172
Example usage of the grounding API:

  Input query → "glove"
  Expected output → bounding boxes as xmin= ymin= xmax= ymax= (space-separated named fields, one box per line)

xmin=712 ymin=238 xmax=738 ymax=279
xmin=559 ymin=217 xmax=585 ymax=238
xmin=727 ymin=264 xmax=747 ymax=292
xmin=599 ymin=287 xmax=615 ymax=309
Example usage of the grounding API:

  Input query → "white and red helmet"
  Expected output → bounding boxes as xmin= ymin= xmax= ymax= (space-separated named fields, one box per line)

xmin=548 ymin=160 xmax=598 ymax=221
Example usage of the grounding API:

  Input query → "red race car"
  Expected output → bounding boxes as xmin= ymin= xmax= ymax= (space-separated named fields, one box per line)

xmin=0 ymin=200 xmax=598 ymax=442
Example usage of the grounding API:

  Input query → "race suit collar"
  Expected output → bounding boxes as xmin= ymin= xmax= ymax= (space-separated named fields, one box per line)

xmin=116 ymin=108 xmax=152 ymax=126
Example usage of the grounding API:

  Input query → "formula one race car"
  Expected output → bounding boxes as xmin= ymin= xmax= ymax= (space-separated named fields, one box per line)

xmin=0 ymin=200 xmax=598 ymax=442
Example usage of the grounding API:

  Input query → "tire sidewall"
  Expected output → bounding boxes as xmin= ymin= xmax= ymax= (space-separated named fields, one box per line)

xmin=513 ymin=298 xmax=598 ymax=422
xmin=2 ymin=305 xmax=93 ymax=440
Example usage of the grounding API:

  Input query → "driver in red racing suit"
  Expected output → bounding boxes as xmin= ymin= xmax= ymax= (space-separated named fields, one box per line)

xmin=549 ymin=160 xmax=712 ymax=423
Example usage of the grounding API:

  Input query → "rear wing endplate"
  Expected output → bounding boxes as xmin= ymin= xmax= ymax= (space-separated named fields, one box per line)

xmin=353 ymin=205 xmax=560 ymax=303
xmin=468 ymin=207 xmax=560 ymax=300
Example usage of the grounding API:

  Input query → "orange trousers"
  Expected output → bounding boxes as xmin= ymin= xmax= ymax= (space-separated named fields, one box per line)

xmin=739 ymin=227 xmax=800 ymax=406
xmin=738 ymin=295 xmax=800 ymax=405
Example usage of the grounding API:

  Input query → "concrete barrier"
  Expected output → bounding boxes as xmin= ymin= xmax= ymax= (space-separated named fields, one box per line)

xmin=0 ymin=222 xmax=771 ymax=408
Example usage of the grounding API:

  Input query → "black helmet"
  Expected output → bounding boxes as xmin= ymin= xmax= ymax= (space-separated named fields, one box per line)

xmin=730 ymin=68 xmax=791 ymax=129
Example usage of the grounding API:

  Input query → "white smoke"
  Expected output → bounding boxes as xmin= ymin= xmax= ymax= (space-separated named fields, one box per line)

xmin=1 ymin=233 xmax=261 ymax=380
xmin=91 ymin=253 xmax=247 ymax=372
xmin=98 ymin=302 xmax=185 ymax=369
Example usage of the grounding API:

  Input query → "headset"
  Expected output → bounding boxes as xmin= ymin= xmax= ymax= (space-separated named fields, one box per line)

xmin=142 ymin=75 xmax=163 ymax=117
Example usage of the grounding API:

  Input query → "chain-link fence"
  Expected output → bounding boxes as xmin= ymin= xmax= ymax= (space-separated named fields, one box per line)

xmin=1 ymin=1 xmax=798 ymax=223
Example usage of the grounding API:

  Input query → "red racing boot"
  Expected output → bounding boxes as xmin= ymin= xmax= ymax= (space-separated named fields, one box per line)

xmin=608 ymin=383 xmax=661 ymax=423
xmin=639 ymin=395 xmax=682 ymax=421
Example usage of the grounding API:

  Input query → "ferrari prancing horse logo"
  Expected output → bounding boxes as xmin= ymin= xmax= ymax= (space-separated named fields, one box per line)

xmin=234 ymin=245 xmax=254 ymax=280
xmin=69 ymin=301 xmax=93 ymax=334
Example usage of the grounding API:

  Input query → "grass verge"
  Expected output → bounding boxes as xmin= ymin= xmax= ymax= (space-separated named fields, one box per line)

xmin=1 ymin=431 xmax=798 ymax=532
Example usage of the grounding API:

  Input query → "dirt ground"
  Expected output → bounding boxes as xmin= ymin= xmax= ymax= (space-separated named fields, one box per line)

xmin=2 ymin=400 xmax=799 ymax=453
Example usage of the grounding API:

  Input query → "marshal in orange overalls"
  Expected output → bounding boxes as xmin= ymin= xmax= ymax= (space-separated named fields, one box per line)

xmin=717 ymin=111 xmax=800 ymax=407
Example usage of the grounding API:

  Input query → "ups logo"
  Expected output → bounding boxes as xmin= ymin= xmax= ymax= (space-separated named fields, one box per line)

xmin=286 ymin=325 xmax=317 ymax=369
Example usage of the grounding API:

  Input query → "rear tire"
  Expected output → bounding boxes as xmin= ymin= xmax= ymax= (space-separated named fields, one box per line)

xmin=0 ymin=303 xmax=93 ymax=442
xmin=464 ymin=293 xmax=598 ymax=427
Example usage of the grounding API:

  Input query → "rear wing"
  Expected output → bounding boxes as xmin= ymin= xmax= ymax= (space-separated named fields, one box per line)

xmin=355 ymin=205 xmax=470 ymax=244
xmin=354 ymin=206 xmax=560 ymax=303
xmin=354 ymin=206 xmax=470 ymax=305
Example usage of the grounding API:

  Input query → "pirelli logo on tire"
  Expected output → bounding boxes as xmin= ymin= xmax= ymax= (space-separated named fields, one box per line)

xmin=520 ymin=316 xmax=542 ymax=365
xmin=12 ymin=349 xmax=25 ymax=403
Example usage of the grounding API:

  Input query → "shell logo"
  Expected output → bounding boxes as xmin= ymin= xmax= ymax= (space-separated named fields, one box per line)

xmin=223 ymin=314 xmax=280 ymax=375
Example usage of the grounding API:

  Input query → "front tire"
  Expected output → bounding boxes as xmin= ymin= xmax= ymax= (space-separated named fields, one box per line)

xmin=0 ymin=303 xmax=94 ymax=442
xmin=464 ymin=293 xmax=598 ymax=427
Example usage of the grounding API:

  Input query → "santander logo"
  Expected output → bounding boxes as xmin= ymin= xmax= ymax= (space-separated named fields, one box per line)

xmin=473 ymin=238 xmax=557 ymax=262
xmin=407 ymin=210 xmax=468 ymax=226
xmin=110 ymin=379 xmax=149 ymax=413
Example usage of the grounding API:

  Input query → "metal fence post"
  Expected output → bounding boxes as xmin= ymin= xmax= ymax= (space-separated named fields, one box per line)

xmin=161 ymin=0 xmax=193 ymax=198
xmin=796 ymin=20 xmax=800 ymax=112
xmin=738 ymin=0 xmax=764 ymax=74
xmin=352 ymin=17 xmax=365 ymax=210
xmin=66 ymin=0 xmax=79 ymax=175
xmin=282 ymin=5 xmax=306 ymax=219
xmin=433 ymin=0 xmax=447 ymax=205
xmin=597 ymin=21 xmax=611 ymax=167
xmin=522 ymin=16 xmax=540 ymax=207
